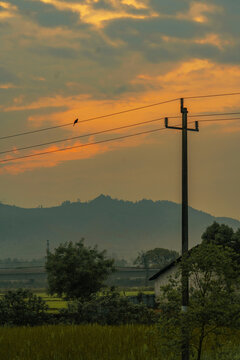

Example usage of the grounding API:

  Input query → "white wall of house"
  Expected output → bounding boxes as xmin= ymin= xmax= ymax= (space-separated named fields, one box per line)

xmin=154 ymin=264 xmax=179 ymax=298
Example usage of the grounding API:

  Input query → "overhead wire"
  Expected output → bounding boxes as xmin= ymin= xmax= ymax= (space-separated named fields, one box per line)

xmin=188 ymin=111 xmax=240 ymax=118
xmin=0 ymin=265 xmax=156 ymax=271
xmin=0 ymin=124 xmax=179 ymax=164
xmin=2 ymin=113 xmax=240 ymax=157
xmin=1 ymin=116 xmax=240 ymax=164
xmin=0 ymin=97 xmax=179 ymax=141
xmin=198 ymin=117 xmax=240 ymax=123
xmin=1 ymin=91 xmax=240 ymax=142
xmin=1 ymin=90 xmax=240 ymax=164
xmin=0 ymin=117 xmax=166 ymax=156
xmin=185 ymin=91 xmax=240 ymax=100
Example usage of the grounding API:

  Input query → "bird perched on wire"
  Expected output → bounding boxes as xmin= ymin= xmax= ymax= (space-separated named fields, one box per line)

xmin=73 ymin=118 xmax=78 ymax=126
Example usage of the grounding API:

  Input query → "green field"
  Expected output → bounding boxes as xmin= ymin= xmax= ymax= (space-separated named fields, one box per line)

xmin=38 ymin=290 xmax=154 ymax=311
xmin=0 ymin=325 xmax=239 ymax=360
xmin=0 ymin=290 xmax=154 ymax=312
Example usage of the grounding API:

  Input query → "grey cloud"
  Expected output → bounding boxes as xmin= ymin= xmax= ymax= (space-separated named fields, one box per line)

xmin=141 ymin=40 xmax=220 ymax=64
xmin=8 ymin=0 xmax=80 ymax=28
xmin=105 ymin=17 xmax=208 ymax=43
xmin=0 ymin=66 xmax=19 ymax=84
xmin=150 ymin=0 xmax=191 ymax=14
xmin=92 ymin=0 xmax=115 ymax=10
xmin=217 ymin=44 xmax=240 ymax=64
xmin=104 ymin=17 xmax=212 ymax=64
xmin=1 ymin=0 xmax=239 ymax=104
xmin=29 ymin=45 xmax=78 ymax=59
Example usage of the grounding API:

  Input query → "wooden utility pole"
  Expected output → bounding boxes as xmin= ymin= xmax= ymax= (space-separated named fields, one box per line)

xmin=165 ymin=98 xmax=199 ymax=360
xmin=46 ymin=240 xmax=50 ymax=255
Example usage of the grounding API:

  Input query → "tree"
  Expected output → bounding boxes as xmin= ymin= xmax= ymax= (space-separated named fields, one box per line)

xmin=201 ymin=221 xmax=234 ymax=247
xmin=157 ymin=241 xmax=240 ymax=360
xmin=45 ymin=239 xmax=115 ymax=300
xmin=202 ymin=221 xmax=240 ymax=263
xmin=134 ymin=248 xmax=179 ymax=269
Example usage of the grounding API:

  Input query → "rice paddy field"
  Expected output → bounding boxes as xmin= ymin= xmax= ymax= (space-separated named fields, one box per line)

xmin=0 ymin=325 xmax=239 ymax=360
xmin=0 ymin=290 xmax=155 ymax=312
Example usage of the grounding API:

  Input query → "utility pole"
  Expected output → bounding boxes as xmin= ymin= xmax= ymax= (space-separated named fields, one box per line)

xmin=46 ymin=240 xmax=50 ymax=256
xmin=165 ymin=98 xmax=199 ymax=360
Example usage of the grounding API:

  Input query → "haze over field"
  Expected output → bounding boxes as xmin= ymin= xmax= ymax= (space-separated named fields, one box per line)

xmin=0 ymin=195 xmax=239 ymax=260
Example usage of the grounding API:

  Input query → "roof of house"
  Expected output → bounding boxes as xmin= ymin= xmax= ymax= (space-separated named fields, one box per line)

xmin=148 ymin=256 xmax=181 ymax=281
xmin=149 ymin=245 xmax=199 ymax=281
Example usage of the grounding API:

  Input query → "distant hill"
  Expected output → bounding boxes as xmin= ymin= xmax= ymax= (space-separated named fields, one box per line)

xmin=0 ymin=195 xmax=239 ymax=260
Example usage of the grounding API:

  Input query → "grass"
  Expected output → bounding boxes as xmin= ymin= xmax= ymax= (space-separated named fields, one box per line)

xmin=0 ymin=325 xmax=160 ymax=360
xmin=0 ymin=325 xmax=239 ymax=360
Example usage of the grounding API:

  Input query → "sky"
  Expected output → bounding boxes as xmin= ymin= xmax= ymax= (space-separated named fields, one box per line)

xmin=0 ymin=0 xmax=240 ymax=219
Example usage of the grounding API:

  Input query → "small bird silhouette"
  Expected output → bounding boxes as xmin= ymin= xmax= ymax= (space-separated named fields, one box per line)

xmin=73 ymin=118 xmax=78 ymax=126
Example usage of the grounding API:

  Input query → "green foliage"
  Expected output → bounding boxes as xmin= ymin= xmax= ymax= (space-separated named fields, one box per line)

xmin=60 ymin=290 xmax=158 ymax=325
xmin=134 ymin=248 xmax=179 ymax=269
xmin=157 ymin=241 xmax=240 ymax=360
xmin=45 ymin=239 xmax=115 ymax=300
xmin=201 ymin=222 xmax=234 ymax=246
xmin=202 ymin=221 xmax=240 ymax=263
xmin=0 ymin=289 xmax=48 ymax=326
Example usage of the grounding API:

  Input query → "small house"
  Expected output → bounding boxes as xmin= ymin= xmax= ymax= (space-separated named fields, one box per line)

xmin=149 ymin=257 xmax=181 ymax=298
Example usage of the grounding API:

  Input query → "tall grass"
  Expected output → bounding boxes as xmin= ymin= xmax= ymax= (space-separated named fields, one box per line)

xmin=0 ymin=325 xmax=239 ymax=360
xmin=0 ymin=325 xmax=160 ymax=360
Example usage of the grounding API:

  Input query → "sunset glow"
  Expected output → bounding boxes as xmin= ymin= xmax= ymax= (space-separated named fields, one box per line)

xmin=0 ymin=0 xmax=239 ymax=217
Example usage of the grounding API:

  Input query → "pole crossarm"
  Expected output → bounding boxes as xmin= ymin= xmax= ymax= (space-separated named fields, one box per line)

xmin=165 ymin=117 xmax=199 ymax=132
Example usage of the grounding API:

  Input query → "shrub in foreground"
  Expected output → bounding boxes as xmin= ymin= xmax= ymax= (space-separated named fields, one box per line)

xmin=59 ymin=290 xmax=158 ymax=325
xmin=0 ymin=289 xmax=48 ymax=326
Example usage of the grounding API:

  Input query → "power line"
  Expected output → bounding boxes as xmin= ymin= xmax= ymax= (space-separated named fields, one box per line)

xmin=185 ymin=91 xmax=240 ymax=100
xmin=0 ymin=98 xmax=179 ymax=141
xmin=188 ymin=112 xmax=240 ymax=118
xmin=0 ymin=125 xmax=172 ymax=164
xmin=198 ymin=117 xmax=240 ymax=123
xmin=0 ymin=266 xmax=44 ymax=270
xmin=0 ymin=117 xmax=166 ymax=156
xmin=1 ymin=116 xmax=240 ymax=164
xmin=0 ymin=93 xmax=240 ymax=141
xmin=2 ymin=112 xmax=240 ymax=157
xmin=0 ymin=265 xmax=156 ymax=271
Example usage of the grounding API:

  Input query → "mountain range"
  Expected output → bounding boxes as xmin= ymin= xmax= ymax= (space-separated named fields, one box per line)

xmin=0 ymin=195 xmax=239 ymax=260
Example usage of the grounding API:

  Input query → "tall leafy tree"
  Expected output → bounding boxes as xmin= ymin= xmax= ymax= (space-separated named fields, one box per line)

xmin=202 ymin=221 xmax=240 ymax=262
xmin=157 ymin=241 xmax=240 ymax=360
xmin=45 ymin=239 xmax=115 ymax=300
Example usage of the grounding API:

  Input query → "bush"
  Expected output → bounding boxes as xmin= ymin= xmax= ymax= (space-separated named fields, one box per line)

xmin=59 ymin=290 xmax=158 ymax=325
xmin=0 ymin=289 xmax=49 ymax=326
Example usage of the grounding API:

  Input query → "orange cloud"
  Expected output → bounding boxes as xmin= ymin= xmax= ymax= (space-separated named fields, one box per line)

xmin=6 ymin=59 xmax=240 ymax=121
xmin=0 ymin=1 xmax=17 ymax=19
xmin=176 ymin=2 xmax=222 ymax=23
xmin=161 ymin=33 xmax=233 ymax=50
xmin=194 ymin=34 xmax=233 ymax=49
xmin=134 ymin=59 xmax=240 ymax=114
xmin=0 ymin=83 xmax=17 ymax=89
xmin=0 ymin=127 xmax=151 ymax=175
xmin=38 ymin=0 xmax=157 ymax=28
xmin=122 ymin=0 xmax=148 ymax=9
xmin=2 ymin=58 xmax=240 ymax=175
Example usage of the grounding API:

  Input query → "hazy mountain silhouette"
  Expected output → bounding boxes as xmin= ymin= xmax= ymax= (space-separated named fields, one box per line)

xmin=0 ymin=195 xmax=239 ymax=260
